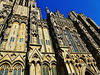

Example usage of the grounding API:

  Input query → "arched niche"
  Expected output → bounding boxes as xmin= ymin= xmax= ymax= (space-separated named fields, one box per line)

xmin=13 ymin=64 xmax=22 ymax=75
xmin=81 ymin=66 xmax=96 ymax=75
xmin=12 ymin=21 xmax=19 ymax=28
xmin=20 ymin=23 xmax=26 ymax=29
xmin=0 ymin=64 xmax=10 ymax=75
xmin=36 ymin=61 xmax=41 ymax=75
xmin=51 ymin=64 xmax=57 ymax=75
xmin=42 ymin=64 xmax=50 ymax=75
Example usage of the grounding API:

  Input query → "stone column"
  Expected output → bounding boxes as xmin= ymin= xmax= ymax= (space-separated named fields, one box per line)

xmin=36 ymin=63 xmax=41 ymax=75
xmin=65 ymin=62 xmax=71 ymax=74
xmin=22 ymin=69 xmax=25 ymax=75
xmin=9 ymin=69 xmax=13 ymax=75
xmin=93 ymin=64 xmax=98 ymax=72
xmin=75 ymin=65 xmax=79 ymax=75
xmin=30 ymin=63 xmax=35 ymax=75
xmin=10 ymin=69 xmax=13 ymax=75
xmin=69 ymin=63 xmax=75 ymax=73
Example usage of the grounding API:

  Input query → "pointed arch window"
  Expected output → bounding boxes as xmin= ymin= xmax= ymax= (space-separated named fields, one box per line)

xmin=10 ymin=37 xmax=15 ymax=42
xmin=13 ymin=69 xmax=17 ymax=75
xmin=0 ymin=69 xmax=4 ymax=75
xmin=43 ymin=67 xmax=45 ymax=75
xmin=65 ymin=29 xmax=79 ymax=52
xmin=46 ymin=67 xmax=49 ymax=75
xmin=43 ymin=65 xmax=49 ymax=75
xmin=0 ymin=64 xmax=9 ymax=75
xmin=46 ymin=40 xmax=50 ymax=45
xmin=4 ymin=69 xmax=8 ymax=75
xmin=52 ymin=65 xmax=57 ymax=75
xmin=18 ymin=69 xmax=21 ymax=75
xmin=73 ymin=32 xmax=86 ymax=52
xmin=13 ymin=65 xmax=21 ymax=75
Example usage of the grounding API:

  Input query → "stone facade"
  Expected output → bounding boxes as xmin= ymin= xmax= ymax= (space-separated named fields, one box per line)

xmin=0 ymin=0 xmax=100 ymax=75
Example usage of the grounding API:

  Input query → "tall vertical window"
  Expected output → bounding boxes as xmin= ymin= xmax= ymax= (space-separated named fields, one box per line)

xmin=18 ymin=69 xmax=21 ymax=75
xmin=13 ymin=69 xmax=17 ymax=75
xmin=46 ymin=67 xmax=49 ymax=75
xmin=39 ymin=39 xmax=43 ymax=45
xmin=66 ymin=29 xmax=79 ymax=52
xmin=43 ymin=65 xmax=49 ymax=75
xmin=46 ymin=40 xmax=50 ymax=45
xmin=22 ymin=38 xmax=23 ymax=42
xmin=46 ymin=40 xmax=48 ymax=45
xmin=13 ymin=65 xmax=21 ymax=75
xmin=0 ymin=69 xmax=4 ymax=75
xmin=0 ymin=64 xmax=9 ymax=75
xmin=19 ymin=38 xmax=23 ymax=43
xmin=52 ymin=66 xmax=57 ymax=75
xmin=4 ymin=69 xmax=8 ymax=75
xmin=10 ymin=37 xmax=15 ymax=42
xmin=48 ymin=40 xmax=50 ymax=45
xmin=43 ymin=67 xmax=45 ymax=75
xmin=73 ymin=32 xmax=86 ymax=52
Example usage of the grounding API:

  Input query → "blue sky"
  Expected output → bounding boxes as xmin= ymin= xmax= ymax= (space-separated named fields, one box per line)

xmin=37 ymin=0 xmax=100 ymax=27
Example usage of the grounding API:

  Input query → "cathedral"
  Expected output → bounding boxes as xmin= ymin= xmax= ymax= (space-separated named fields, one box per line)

xmin=0 ymin=0 xmax=100 ymax=75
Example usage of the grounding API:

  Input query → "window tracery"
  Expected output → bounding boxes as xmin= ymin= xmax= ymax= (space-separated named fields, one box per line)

xmin=51 ymin=65 xmax=57 ymax=75
xmin=43 ymin=65 xmax=49 ymax=75
xmin=65 ymin=29 xmax=79 ymax=52
xmin=0 ymin=64 xmax=9 ymax=75
xmin=13 ymin=64 xmax=21 ymax=75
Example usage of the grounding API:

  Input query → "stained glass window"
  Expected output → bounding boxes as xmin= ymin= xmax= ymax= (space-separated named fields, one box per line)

xmin=73 ymin=32 xmax=86 ymax=52
xmin=46 ymin=40 xmax=48 ymax=45
xmin=19 ymin=38 xmax=23 ymax=43
xmin=12 ymin=37 xmax=15 ymax=42
xmin=13 ymin=69 xmax=16 ymax=75
xmin=43 ymin=65 xmax=49 ymax=75
xmin=52 ymin=66 xmax=57 ymax=75
xmin=19 ymin=38 xmax=21 ymax=42
xmin=18 ymin=69 xmax=21 ymax=75
xmin=54 ymin=67 xmax=57 ymax=75
xmin=43 ymin=67 xmax=45 ymax=75
xmin=22 ymin=38 xmax=23 ymax=42
xmin=66 ymin=29 xmax=79 ymax=52
xmin=0 ymin=69 xmax=4 ymax=75
xmin=10 ymin=37 xmax=15 ymax=42
xmin=10 ymin=37 xmax=12 ymax=42
xmin=4 ymin=69 xmax=8 ymax=75
xmin=0 ymin=64 xmax=9 ymax=75
xmin=39 ymin=39 xmax=43 ymax=45
xmin=46 ymin=67 xmax=49 ymax=75
xmin=41 ymin=40 xmax=43 ymax=45
xmin=52 ymin=67 xmax=54 ymax=75
xmin=46 ymin=40 xmax=50 ymax=45
xmin=13 ymin=65 xmax=21 ymax=75
xmin=48 ymin=40 xmax=50 ymax=45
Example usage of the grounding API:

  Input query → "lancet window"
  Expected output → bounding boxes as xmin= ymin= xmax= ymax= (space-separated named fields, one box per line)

xmin=13 ymin=65 xmax=21 ymax=75
xmin=51 ymin=65 xmax=57 ymax=75
xmin=73 ymin=32 xmax=86 ymax=52
xmin=65 ymin=29 xmax=79 ymax=52
xmin=0 ymin=64 xmax=9 ymax=75
xmin=43 ymin=65 xmax=49 ymax=75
